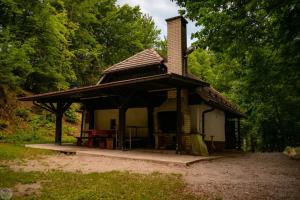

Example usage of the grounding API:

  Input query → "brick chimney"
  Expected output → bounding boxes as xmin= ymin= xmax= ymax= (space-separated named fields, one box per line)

xmin=166 ymin=16 xmax=188 ymax=76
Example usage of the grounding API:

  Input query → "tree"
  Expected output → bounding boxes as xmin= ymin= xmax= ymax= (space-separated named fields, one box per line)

xmin=65 ymin=0 xmax=160 ymax=86
xmin=175 ymin=0 xmax=300 ymax=150
xmin=0 ymin=0 xmax=161 ymax=91
xmin=0 ymin=0 xmax=76 ymax=92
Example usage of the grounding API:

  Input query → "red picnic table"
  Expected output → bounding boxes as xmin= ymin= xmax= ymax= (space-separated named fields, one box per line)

xmin=76 ymin=130 xmax=115 ymax=148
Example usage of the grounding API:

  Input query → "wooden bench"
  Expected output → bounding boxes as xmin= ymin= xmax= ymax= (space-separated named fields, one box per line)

xmin=76 ymin=130 xmax=115 ymax=148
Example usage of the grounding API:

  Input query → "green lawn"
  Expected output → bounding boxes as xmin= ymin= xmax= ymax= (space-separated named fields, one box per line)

xmin=0 ymin=144 xmax=199 ymax=200
xmin=0 ymin=143 xmax=55 ymax=160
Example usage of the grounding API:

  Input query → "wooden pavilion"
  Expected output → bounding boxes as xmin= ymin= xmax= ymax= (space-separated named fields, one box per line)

xmin=19 ymin=16 xmax=243 ymax=154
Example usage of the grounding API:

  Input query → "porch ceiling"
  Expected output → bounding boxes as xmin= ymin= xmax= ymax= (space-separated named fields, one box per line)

xmin=18 ymin=73 xmax=209 ymax=103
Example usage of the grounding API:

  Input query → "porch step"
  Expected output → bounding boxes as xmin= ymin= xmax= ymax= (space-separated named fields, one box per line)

xmin=25 ymin=143 xmax=222 ymax=166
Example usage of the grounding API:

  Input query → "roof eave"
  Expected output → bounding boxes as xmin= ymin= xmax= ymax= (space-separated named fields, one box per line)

xmin=18 ymin=73 xmax=209 ymax=102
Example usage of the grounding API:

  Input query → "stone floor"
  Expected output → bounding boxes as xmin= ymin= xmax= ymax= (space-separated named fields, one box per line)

xmin=25 ymin=143 xmax=221 ymax=166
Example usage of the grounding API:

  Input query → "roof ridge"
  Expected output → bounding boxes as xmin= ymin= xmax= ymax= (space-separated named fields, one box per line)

xmin=107 ymin=62 xmax=161 ymax=72
xmin=104 ymin=49 xmax=152 ymax=72
xmin=104 ymin=48 xmax=164 ymax=73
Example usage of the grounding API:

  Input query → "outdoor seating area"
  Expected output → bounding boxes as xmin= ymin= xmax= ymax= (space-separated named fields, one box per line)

xmin=76 ymin=130 xmax=116 ymax=149
xmin=76 ymin=127 xmax=148 ymax=150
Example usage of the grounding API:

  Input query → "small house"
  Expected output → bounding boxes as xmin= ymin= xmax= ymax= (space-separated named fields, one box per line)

xmin=19 ymin=16 xmax=243 ymax=154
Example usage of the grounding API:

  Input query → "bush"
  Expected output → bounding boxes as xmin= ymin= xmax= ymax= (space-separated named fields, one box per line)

xmin=45 ymin=113 xmax=55 ymax=123
xmin=3 ymin=129 xmax=41 ymax=144
xmin=63 ymin=125 xmax=76 ymax=136
xmin=0 ymin=119 xmax=9 ymax=129
xmin=283 ymin=146 xmax=300 ymax=159
xmin=15 ymin=108 xmax=30 ymax=120
xmin=64 ymin=107 xmax=77 ymax=123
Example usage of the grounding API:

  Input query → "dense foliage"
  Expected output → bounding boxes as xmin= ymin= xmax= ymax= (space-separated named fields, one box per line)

xmin=177 ymin=0 xmax=300 ymax=151
xmin=0 ymin=0 xmax=160 ymax=92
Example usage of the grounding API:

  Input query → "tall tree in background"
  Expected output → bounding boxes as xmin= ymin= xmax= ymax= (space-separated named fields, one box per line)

xmin=0 ymin=0 xmax=160 ymax=91
xmin=175 ymin=0 xmax=300 ymax=150
xmin=65 ymin=0 xmax=160 ymax=86
xmin=0 ymin=0 xmax=76 ymax=92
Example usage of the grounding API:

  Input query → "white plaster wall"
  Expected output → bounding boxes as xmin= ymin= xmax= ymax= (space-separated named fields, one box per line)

xmin=190 ymin=105 xmax=200 ymax=133
xmin=94 ymin=109 xmax=118 ymax=130
xmin=94 ymin=108 xmax=148 ymax=137
xmin=190 ymin=104 xmax=225 ymax=142
xmin=126 ymin=108 xmax=148 ymax=137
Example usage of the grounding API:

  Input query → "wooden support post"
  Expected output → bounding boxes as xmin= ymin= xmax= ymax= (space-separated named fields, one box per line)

xmin=55 ymin=101 xmax=63 ymax=145
xmin=80 ymin=111 xmax=84 ymax=137
xmin=118 ymin=106 xmax=127 ymax=150
xmin=34 ymin=100 xmax=71 ymax=145
xmin=237 ymin=118 xmax=241 ymax=150
xmin=147 ymin=106 xmax=154 ymax=147
xmin=176 ymin=88 xmax=182 ymax=154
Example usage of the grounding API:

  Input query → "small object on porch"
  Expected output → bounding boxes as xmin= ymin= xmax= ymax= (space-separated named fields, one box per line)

xmin=126 ymin=126 xmax=148 ymax=149
xmin=106 ymin=138 xmax=114 ymax=149
xmin=81 ymin=129 xmax=115 ymax=148
xmin=75 ymin=136 xmax=89 ymax=146
xmin=99 ymin=141 xmax=105 ymax=149
xmin=191 ymin=134 xmax=208 ymax=156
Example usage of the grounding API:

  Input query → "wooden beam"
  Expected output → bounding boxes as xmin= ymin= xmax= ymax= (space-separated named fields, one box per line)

xmin=55 ymin=101 xmax=63 ymax=145
xmin=49 ymin=103 xmax=57 ymax=112
xmin=62 ymin=102 xmax=72 ymax=113
xmin=33 ymin=101 xmax=55 ymax=113
xmin=35 ymin=100 xmax=73 ymax=145
xmin=118 ymin=106 xmax=127 ymax=150
xmin=237 ymin=118 xmax=241 ymax=150
xmin=147 ymin=106 xmax=154 ymax=147
xmin=176 ymin=87 xmax=182 ymax=154
xmin=80 ymin=111 xmax=84 ymax=137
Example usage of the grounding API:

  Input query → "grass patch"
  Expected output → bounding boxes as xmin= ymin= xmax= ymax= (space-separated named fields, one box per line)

xmin=1 ymin=129 xmax=76 ymax=144
xmin=0 ymin=143 xmax=54 ymax=160
xmin=0 ymin=144 xmax=200 ymax=199
xmin=0 ymin=167 xmax=198 ymax=200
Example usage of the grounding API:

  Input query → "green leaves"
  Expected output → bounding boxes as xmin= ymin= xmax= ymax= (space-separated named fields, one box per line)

xmin=0 ymin=0 xmax=160 ymax=90
xmin=179 ymin=0 xmax=300 ymax=150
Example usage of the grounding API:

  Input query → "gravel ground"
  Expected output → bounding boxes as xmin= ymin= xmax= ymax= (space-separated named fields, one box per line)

xmin=7 ymin=152 xmax=300 ymax=200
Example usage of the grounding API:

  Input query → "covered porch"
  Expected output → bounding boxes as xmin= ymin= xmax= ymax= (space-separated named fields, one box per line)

xmin=19 ymin=73 xmax=209 ymax=154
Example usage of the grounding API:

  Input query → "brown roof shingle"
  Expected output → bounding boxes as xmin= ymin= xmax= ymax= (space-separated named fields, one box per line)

xmin=104 ymin=49 xmax=164 ymax=73
xmin=197 ymin=86 xmax=243 ymax=116
xmin=187 ymin=73 xmax=243 ymax=116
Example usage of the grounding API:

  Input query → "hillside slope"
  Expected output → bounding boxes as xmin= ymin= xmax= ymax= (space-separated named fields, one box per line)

xmin=0 ymin=86 xmax=80 ymax=144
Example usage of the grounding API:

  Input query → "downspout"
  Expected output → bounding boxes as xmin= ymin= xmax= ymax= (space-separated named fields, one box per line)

xmin=202 ymin=107 xmax=215 ymax=137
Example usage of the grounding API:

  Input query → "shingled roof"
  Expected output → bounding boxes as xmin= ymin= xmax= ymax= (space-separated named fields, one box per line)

xmin=197 ymin=86 xmax=244 ymax=117
xmin=104 ymin=49 xmax=164 ymax=73
xmin=187 ymin=73 xmax=243 ymax=116
xmin=101 ymin=47 xmax=243 ymax=116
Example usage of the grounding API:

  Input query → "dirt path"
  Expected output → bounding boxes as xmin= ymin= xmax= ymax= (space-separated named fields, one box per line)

xmin=7 ymin=153 xmax=300 ymax=200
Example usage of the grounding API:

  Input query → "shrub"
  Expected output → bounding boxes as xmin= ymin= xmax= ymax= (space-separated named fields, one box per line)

xmin=64 ymin=107 xmax=77 ymax=123
xmin=0 ymin=119 xmax=9 ymax=129
xmin=15 ymin=108 xmax=30 ymax=120
xmin=63 ymin=125 xmax=76 ymax=136
xmin=2 ymin=128 xmax=54 ymax=144
xmin=45 ymin=113 xmax=55 ymax=123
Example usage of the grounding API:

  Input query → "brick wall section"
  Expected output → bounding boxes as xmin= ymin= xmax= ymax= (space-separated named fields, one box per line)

xmin=155 ymin=90 xmax=191 ymax=134
xmin=166 ymin=17 xmax=187 ymax=76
